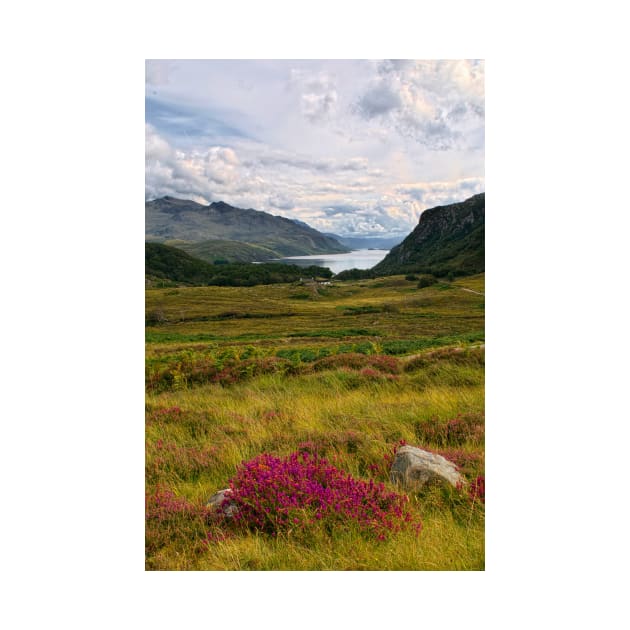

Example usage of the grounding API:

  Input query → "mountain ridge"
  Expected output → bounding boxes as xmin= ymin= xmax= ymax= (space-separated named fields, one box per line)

xmin=372 ymin=193 xmax=484 ymax=276
xmin=146 ymin=196 xmax=349 ymax=257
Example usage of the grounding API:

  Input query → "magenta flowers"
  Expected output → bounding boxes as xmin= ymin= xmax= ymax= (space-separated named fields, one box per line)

xmin=218 ymin=451 xmax=422 ymax=540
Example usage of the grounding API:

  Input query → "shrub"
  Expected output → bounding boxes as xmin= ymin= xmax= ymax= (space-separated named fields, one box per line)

xmin=217 ymin=451 xmax=422 ymax=540
xmin=405 ymin=274 xmax=418 ymax=281
xmin=417 ymin=275 xmax=437 ymax=288
xmin=334 ymin=268 xmax=376 ymax=281
xmin=146 ymin=308 xmax=167 ymax=325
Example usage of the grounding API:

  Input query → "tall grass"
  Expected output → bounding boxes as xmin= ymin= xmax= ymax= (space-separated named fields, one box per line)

xmin=146 ymin=274 xmax=485 ymax=570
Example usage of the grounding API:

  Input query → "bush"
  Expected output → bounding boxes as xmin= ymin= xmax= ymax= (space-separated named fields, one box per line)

xmin=146 ymin=308 xmax=166 ymax=325
xmin=405 ymin=274 xmax=418 ymax=281
xmin=334 ymin=268 xmax=376 ymax=281
xmin=417 ymin=275 xmax=437 ymax=288
xmin=216 ymin=451 xmax=422 ymax=540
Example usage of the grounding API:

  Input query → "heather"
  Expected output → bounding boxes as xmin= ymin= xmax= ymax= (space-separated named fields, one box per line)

xmin=145 ymin=273 xmax=484 ymax=570
xmin=219 ymin=451 xmax=422 ymax=541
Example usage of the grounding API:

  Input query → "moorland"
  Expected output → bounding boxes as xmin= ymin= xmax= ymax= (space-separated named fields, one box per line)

xmin=145 ymin=272 xmax=485 ymax=570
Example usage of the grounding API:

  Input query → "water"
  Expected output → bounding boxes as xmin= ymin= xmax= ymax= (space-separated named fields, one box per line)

xmin=276 ymin=249 xmax=389 ymax=275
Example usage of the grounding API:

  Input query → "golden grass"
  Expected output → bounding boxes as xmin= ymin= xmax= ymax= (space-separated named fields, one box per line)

xmin=146 ymin=274 xmax=485 ymax=570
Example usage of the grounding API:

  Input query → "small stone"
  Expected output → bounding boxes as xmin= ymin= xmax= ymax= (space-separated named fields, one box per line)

xmin=206 ymin=488 xmax=238 ymax=517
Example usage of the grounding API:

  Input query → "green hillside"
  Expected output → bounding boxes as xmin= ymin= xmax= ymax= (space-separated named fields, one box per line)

xmin=146 ymin=242 xmax=331 ymax=288
xmin=165 ymin=239 xmax=280 ymax=263
xmin=373 ymin=193 xmax=485 ymax=277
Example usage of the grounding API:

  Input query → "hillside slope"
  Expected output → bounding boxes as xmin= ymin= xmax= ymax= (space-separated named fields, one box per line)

xmin=165 ymin=239 xmax=280 ymax=263
xmin=146 ymin=196 xmax=348 ymax=257
xmin=372 ymin=193 xmax=484 ymax=276
xmin=146 ymin=242 xmax=332 ymax=288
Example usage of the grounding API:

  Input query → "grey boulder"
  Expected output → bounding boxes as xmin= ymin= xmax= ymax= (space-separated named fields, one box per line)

xmin=206 ymin=488 xmax=238 ymax=517
xmin=390 ymin=445 xmax=464 ymax=490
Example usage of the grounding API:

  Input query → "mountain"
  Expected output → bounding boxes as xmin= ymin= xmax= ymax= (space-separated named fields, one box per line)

xmin=372 ymin=193 xmax=484 ymax=277
xmin=324 ymin=234 xmax=404 ymax=250
xmin=146 ymin=196 xmax=349 ymax=257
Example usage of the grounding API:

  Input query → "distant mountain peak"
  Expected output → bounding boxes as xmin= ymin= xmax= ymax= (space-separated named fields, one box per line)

xmin=209 ymin=200 xmax=232 ymax=209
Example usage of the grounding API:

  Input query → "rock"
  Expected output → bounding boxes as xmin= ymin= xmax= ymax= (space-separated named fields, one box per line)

xmin=390 ymin=445 xmax=464 ymax=490
xmin=206 ymin=488 xmax=238 ymax=517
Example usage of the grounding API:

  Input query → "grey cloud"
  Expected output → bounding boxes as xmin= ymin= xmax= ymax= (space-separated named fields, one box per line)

xmin=356 ymin=82 xmax=401 ymax=118
xmin=248 ymin=153 xmax=369 ymax=175
xmin=321 ymin=205 xmax=363 ymax=216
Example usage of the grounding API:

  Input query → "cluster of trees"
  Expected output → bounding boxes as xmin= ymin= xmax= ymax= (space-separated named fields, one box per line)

xmin=334 ymin=268 xmax=377 ymax=281
xmin=146 ymin=243 xmax=332 ymax=287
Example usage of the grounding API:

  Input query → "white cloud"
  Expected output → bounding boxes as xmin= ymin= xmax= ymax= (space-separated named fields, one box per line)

xmin=289 ymin=69 xmax=338 ymax=123
xmin=268 ymin=192 xmax=294 ymax=210
xmin=204 ymin=147 xmax=240 ymax=185
xmin=395 ymin=177 xmax=485 ymax=209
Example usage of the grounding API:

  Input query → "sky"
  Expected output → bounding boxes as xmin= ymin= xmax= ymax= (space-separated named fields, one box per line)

xmin=146 ymin=59 xmax=484 ymax=238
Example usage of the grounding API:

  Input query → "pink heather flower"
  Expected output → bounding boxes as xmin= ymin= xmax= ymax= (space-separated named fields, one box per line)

xmin=222 ymin=451 xmax=422 ymax=540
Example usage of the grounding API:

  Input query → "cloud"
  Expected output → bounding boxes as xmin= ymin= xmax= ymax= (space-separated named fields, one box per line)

xmin=204 ymin=147 xmax=240 ymax=185
xmin=289 ymin=69 xmax=338 ymax=123
xmin=321 ymin=204 xmax=363 ymax=216
xmin=354 ymin=59 xmax=484 ymax=150
xmin=268 ymin=193 xmax=294 ymax=210
xmin=145 ymin=61 xmax=484 ymax=239
xmin=356 ymin=81 xmax=402 ymax=117
xmin=145 ymin=124 xmax=246 ymax=202
xmin=396 ymin=177 xmax=484 ymax=208
xmin=247 ymin=152 xmax=369 ymax=174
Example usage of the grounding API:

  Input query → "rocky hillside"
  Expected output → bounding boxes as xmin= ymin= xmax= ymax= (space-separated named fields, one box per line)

xmin=372 ymin=193 xmax=484 ymax=277
xmin=146 ymin=196 xmax=348 ymax=257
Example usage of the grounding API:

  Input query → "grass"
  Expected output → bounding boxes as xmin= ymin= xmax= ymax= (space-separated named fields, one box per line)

xmin=146 ymin=273 xmax=484 ymax=570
